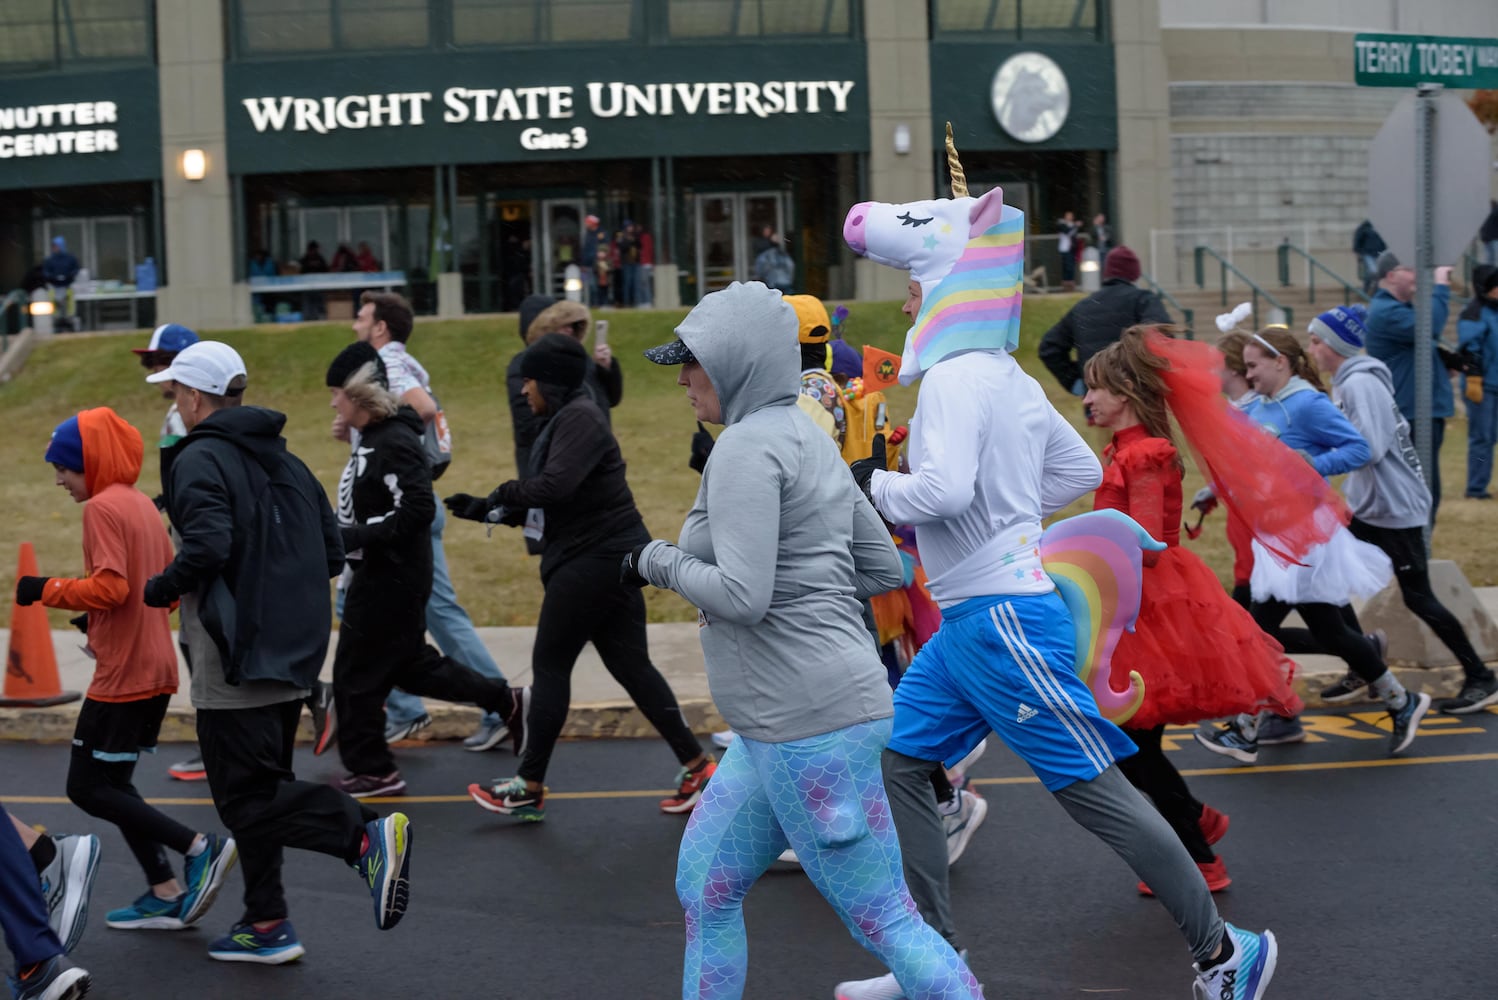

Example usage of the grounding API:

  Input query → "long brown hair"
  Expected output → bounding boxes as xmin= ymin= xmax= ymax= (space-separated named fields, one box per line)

xmin=1084 ymin=327 xmax=1177 ymax=449
xmin=1247 ymin=327 xmax=1325 ymax=393
xmin=1218 ymin=332 xmax=1250 ymax=377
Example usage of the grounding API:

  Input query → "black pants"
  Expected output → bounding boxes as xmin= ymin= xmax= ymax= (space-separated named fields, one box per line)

xmin=1252 ymin=599 xmax=1386 ymax=684
xmin=1430 ymin=417 xmax=1445 ymax=523
xmin=335 ymin=570 xmax=514 ymax=777
xmin=1348 ymin=517 xmax=1494 ymax=684
xmin=197 ymin=700 xmax=373 ymax=924
xmin=1117 ymin=726 xmax=1214 ymax=864
xmin=522 ymin=554 xmax=702 ymax=784
xmin=68 ymin=696 xmax=197 ymax=887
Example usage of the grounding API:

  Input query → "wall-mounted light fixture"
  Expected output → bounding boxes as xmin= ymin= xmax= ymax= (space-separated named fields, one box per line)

xmin=28 ymin=300 xmax=54 ymax=316
xmin=892 ymin=123 xmax=911 ymax=156
xmin=181 ymin=149 xmax=208 ymax=181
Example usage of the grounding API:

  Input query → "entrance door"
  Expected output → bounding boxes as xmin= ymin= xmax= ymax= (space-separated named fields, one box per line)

xmin=540 ymin=199 xmax=585 ymax=298
xmin=694 ymin=191 xmax=787 ymax=295
xmin=43 ymin=216 xmax=137 ymax=283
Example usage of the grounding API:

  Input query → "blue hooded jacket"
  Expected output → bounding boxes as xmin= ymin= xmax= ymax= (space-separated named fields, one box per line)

xmin=1457 ymin=299 xmax=1498 ymax=390
xmin=1364 ymin=285 xmax=1452 ymax=420
xmin=1244 ymin=376 xmax=1370 ymax=479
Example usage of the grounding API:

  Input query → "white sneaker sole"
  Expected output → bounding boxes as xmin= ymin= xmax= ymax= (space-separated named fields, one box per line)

xmin=1318 ymin=687 xmax=1370 ymax=705
xmin=1439 ymin=687 xmax=1498 ymax=714
xmin=1193 ymin=731 xmax=1258 ymax=765
xmin=945 ymin=793 xmax=988 ymax=867
xmin=55 ymin=836 xmax=101 ymax=955
xmin=1250 ymin=929 xmax=1278 ymax=1000
xmin=180 ymin=838 xmax=239 ymax=927
xmin=36 ymin=966 xmax=91 ymax=999
xmin=106 ymin=916 xmax=188 ymax=930
xmin=209 ymin=943 xmax=307 ymax=965
xmin=1389 ymin=692 xmax=1431 ymax=755
xmin=463 ymin=726 xmax=511 ymax=752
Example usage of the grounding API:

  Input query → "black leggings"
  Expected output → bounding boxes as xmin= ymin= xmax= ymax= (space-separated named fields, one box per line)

xmin=1116 ymin=726 xmax=1214 ymax=864
xmin=67 ymin=750 xmax=197 ymax=887
xmin=522 ymin=554 xmax=702 ymax=784
xmin=1252 ymin=599 xmax=1386 ymax=684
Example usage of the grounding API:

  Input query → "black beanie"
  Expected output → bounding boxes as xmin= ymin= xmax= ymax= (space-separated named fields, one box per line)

xmin=520 ymin=333 xmax=589 ymax=389
xmin=327 ymin=341 xmax=387 ymax=388
xmin=518 ymin=294 xmax=557 ymax=345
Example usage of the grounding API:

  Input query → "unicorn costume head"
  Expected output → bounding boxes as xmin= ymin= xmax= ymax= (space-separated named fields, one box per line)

xmin=842 ymin=123 xmax=1025 ymax=386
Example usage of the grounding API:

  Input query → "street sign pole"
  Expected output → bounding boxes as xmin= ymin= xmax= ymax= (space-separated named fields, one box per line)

xmin=1413 ymin=83 xmax=1437 ymax=547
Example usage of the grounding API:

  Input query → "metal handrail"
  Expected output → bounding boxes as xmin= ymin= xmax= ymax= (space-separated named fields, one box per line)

xmin=1277 ymin=241 xmax=1368 ymax=306
xmin=1194 ymin=245 xmax=1293 ymax=329
xmin=1139 ymin=271 xmax=1195 ymax=337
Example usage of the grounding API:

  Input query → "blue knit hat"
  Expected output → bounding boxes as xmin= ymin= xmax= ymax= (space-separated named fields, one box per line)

xmin=1308 ymin=306 xmax=1367 ymax=358
xmin=45 ymin=415 xmax=84 ymax=473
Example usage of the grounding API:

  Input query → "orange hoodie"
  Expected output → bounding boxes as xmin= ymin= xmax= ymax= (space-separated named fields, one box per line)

xmin=38 ymin=407 xmax=178 ymax=702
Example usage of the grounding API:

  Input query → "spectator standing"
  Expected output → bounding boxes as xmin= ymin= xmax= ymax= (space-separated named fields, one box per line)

xmin=1037 ymin=245 xmax=1171 ymax=397
xmin=636 ymin=223 xmax=655 ymax=307
xmin=1458 ymin=265 xmax=1498 ymax=499
xmin=1364 ymin=251 xmax=1454 ymax=519
xmin=753 ymin=233 xmax=795 ymax=292
xmin=581 ymin=214 xmax=602 ymax=305
xmin=617 ymin=223 xmax=640 ymax=308
xmin=42 ymin=236 xmax=80 ymax=330
xmin=1092 ymin=213 xmax=1113 ymax=259
xmin=298 ymin=241 xmax=329 ymax=320
xmin=248 ymin=250 xmax=278 ymax=321
xmin=1353 ymin=220 xmax=1387 ymax=295
xmin=1056 ymin=211 xmax=1080 ymax=290
xmin=1480 ymin=201 xmax=1498 ymax=266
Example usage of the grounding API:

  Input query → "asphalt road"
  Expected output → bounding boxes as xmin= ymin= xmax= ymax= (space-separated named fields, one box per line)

xmin=3 ymin=706 xmax=1497 ymax=999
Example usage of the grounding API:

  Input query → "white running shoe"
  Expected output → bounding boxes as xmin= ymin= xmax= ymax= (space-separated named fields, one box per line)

xmin=776 ymin=847 xmax=800 ymax=865
xmin=711 ymin=730 xmax=737 ymax=749
xmin=942 ymin=789 xmax=988 ymax=867
xmin=833 ymin=970 xmax=906 ymax=1000
xmin=949 ymin=738 xmax=988 ymax=779
xmin=1193 ymin=924 xmax=1277 ymax=1000
xmin=39 ymin=834 xmax=101 ymax=955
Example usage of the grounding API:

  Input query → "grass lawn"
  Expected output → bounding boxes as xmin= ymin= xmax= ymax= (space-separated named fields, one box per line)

xmin=2 ymin=298 xmax=1493 ymax=627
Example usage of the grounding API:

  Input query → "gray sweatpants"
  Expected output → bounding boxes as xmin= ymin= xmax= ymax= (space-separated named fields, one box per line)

xmin=883 ymin=750 xmax=1224 ymax=964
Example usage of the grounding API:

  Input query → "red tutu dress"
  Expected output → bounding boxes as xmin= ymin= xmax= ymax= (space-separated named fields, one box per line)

xmin=1094 ymin=425 xmax=1302 ymax=730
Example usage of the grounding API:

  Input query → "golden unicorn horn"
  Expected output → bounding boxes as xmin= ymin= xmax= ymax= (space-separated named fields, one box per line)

xmin=945 ymin=122 xmax=968 ymax=198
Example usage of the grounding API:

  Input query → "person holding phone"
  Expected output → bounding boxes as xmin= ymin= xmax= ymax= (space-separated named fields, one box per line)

xmin=523 ymin=301 xmax=622 ymax=427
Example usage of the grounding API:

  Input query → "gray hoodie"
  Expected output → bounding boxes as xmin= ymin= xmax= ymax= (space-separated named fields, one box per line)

xmin=638 ymin=283 xmax=903 ymax=743
xmin=1331 ymin=354 xmax=1431 ymax=529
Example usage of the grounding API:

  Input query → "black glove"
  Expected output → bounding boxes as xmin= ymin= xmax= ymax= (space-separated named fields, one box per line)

xmin=142 ymin=575 xmax=177 ymax=608
xmin=15 ymin=576 xmax=48 ymax=606
xmin=69 ymin=613 xmax=88 ymax=635
xmin=688 ymin=422 xmax=715 ymax=474
xmin=620 ymin=543 xmax=650 ymax=588
xmin=152 ymin=493 xmax=167 ymax=512
xmin=444 ymin=491 xmax=495 ymax=522
xmin=849 ymin=435 xmax=887 ymax=506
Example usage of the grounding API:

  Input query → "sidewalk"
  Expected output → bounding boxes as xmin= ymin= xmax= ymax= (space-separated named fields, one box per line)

xmin=4 ymin=589 xmax=1496 ymax=745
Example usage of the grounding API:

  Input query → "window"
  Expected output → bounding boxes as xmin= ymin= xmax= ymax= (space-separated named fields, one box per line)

xmin=235 ymin=0 xmax=430 ymax=55
xmin=668 ymin=0 xmax=851 ymax=39
xmin=0 ymin=0 xmax=154 ymax=75
xmin=451 ymin=0 xmax=636 ymax=46
xmin=931 ymin=0 xmax=1101 ymax=42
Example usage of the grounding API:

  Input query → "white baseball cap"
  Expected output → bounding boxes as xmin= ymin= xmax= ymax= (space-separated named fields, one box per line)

xmin=145 ymin=341 xmax=248 ymax=395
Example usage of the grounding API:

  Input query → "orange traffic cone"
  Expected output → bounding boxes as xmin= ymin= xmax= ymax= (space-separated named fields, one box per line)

xmin=2 ymin=542 xmax=81 ymax=707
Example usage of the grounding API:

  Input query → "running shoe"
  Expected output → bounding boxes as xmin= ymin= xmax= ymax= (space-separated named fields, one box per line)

xmin=507 ymin=687 xmax=531 ymax=758
xmin=1192 ymin=924 xmax=1277 ymax=1000
xmin=468 ymin=776 xmax=545 ymax=821
xmin=776 ymin=848 xmax=800 ymax=865
xmin=1319 ymin=671 xmax=1370 ymax=704
xmin=942 ymin=789 xmax=988 ymax=867
xmin=950 ymin=738 xmax=988 ymax=779
xmin=179 ymin=834 xmax=237 ymax=926
xmin=710 ymin=730 xmax=737 ymax=750
xmin=7 ymin=956 xmax=91 ymax=1000
xmin=1195 ymin=722 xmax=1259 ymax=765
xmin=383 ymin=714 xmax=430 ymax=744
xmin=833 ymin=969 xmax=906 ymax=1000
xmin=310 ymin=681 xmax=337 ymax=756
xmin=1388 ymin=690 xmax=1431 ymax=755
xmin=463 ymin=718 xmax=510 ymax=753
xmin=105 ymin=891 xmax=186 ymax=930
xmin=1255 ymin=714 xmax=1305 ymax=745
xmin=335 ymin=771 xmax=407 ymax=798
xmin=356 ymin=814 xmax=412 ymax=931
xmin=38 ymin=834 xmax=100 ymax=955
xmin=1199 ymin=805 xmax=1230 ymax=847
xmin=660 ymin=757 xmax=717 ymax=814
xmin=1438 ymin=675 xmax=1498 ymax=715
xmin=167 ymin=754 xmax=207 ymax=782
xmin=1139 ymin=856 xmax=1231 ymax=896
xmin=207 ymin=920 xmax=306 ymax=965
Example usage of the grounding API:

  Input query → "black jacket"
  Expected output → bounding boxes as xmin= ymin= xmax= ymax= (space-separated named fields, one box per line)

xmin=507 ymin=349 xmax=623 ymax=473
xmin=159 ymin=406 xmax=343 ymax=688
xmin=1037 ymin=279 xmax=1172 ymax=391
xmin=338 ymin=406 xmax=435 ymax=591
xmin=494 ymin=383 xmax=647 ymax=582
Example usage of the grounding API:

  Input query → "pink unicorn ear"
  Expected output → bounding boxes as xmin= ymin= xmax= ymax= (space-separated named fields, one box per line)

xmin=967 ymin=187 xmax=1007 ymax=237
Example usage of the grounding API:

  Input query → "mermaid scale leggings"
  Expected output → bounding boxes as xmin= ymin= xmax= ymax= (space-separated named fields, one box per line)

xmin=676 ymin=717 xmax=981 ymax=1000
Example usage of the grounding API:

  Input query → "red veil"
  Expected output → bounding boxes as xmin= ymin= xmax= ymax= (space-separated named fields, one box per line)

xmin=1146 ymin=332 xmax=1348 ymax=567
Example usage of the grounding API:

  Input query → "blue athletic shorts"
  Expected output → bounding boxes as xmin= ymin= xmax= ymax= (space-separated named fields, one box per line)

xmin=887 ymin=591 xmax=1137 ymax=791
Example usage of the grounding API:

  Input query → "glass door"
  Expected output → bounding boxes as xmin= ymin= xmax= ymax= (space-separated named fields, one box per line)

xmin=695 ymin=191 xmax=787 ymax=295
xmin=540 ymin=199 xmax=585 ymax=298
xmin=346 ymin=206 xmax=388 ymax=270
xmin=92 ymin=217 xmax=134 ymax=284
xmin=297 ymin=208 xmax=341 ymax=266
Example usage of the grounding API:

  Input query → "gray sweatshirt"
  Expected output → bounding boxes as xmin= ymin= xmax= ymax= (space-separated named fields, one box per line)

xmin=638 ymin=283 xmax=903 ymax=743
xmin=1331 ymin=354 xmax=1431 ymax=530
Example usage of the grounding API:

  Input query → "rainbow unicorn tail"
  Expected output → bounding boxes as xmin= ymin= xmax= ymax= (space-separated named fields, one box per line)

xmin=1038 ymin=509 xmax=1165 ymax=726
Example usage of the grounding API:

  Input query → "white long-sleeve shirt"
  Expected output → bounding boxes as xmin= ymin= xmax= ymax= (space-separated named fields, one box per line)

xmin=871 ymin=350 xmax=1102 ymax=606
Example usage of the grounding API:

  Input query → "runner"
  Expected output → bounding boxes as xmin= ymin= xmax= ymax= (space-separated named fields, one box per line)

xmin=4 ymin=818 xmax=98 ymax=957
xmin=20 ymin=407 xmax=237 ymax=933
xmin=835 ymin=146 xmax=1277 ymax=999
xmin=629 ymin=280 xmax=980 ymax=1000
xmin=451 ymin=333 xmax=712 ymax=822
xmin=1083 ymin=331 xmax=1301 ymax=893
xmin=1 ymin=803 xmax=90 ymax=1000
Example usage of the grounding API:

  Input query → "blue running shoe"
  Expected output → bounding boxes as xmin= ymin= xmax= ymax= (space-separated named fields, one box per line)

xmin=1194 ymin=721 xmax=1258 ymax=765
xmin=179 ymin=834 xmax=237 ymax=927
xmin=207 ymin=921 xmax=306 ymax=965
xmin=105 ymin=891 xmax=185 ymax=931
xmin=8 ymin=956 xmax=91 ymax=1000
xmin=356 ymin=813 xmax=411 ymax=930
xmin=1193 ymin=923 xmax=1277 ymax=1000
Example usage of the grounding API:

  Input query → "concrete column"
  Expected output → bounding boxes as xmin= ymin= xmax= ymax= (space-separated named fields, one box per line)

xmin=155 ymin=1 xmax=247 ymax=331
xmin=1111 ymin=0 xmax=1174 ymax=265
xmin=857 ymin=0 xmax=935 ymax=302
